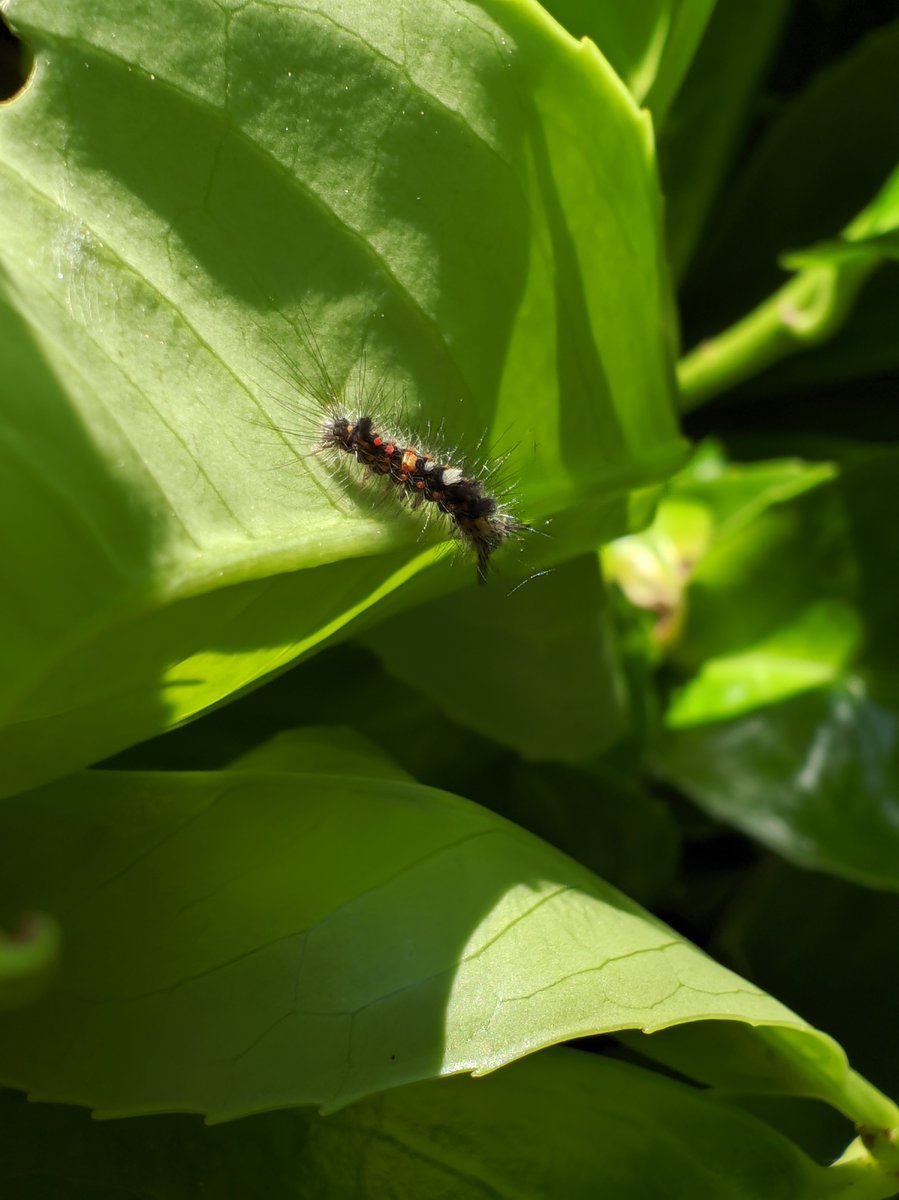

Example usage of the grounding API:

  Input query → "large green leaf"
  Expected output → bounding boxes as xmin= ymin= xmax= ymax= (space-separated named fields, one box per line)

xmin=3 ymin=761 xmax=891 ymax=1125
xmin=0 ymin=0 xmax=683 ymax=796
xmin=5 ymin=1049 xmax=895 ymax=1199
xmin=110 ymin=651 xmax=679 ymax=907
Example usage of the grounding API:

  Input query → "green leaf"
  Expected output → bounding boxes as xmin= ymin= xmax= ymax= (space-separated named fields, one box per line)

xmin=685 ymin=18 xmax=899 ymax=321
xmin=541 ymin=0 xmax=717 ymax=122
xmin=291 ymin=1048 xmax=885 ymax=1200
xmin=364 ymin=555 xmax=631 ymax=763
xmin=0 ymin=1087 xmax=306 ymax=1199
xmin=652 ymin=447 xmax=899 ymax=889
xmin=0 ymin=0 xmax=683 ymax=795
xmin=659 ymin=0 xmax=790 ymax=280
xmin=0 ymin=762 xmax=878 ymax=1123
xmin=666 ymin=600 xmax=861 ymax=726
xmin=604 ymin=442 xmax=837 ymax=661
xmin=663 ymin=451 xmax=880 ymax=685
xmin=657 ymin=683 xmax=899 ymax=892
xmin=5 ymin=1050 xmax=894 ymax=1200
xmin=654 ymin=441 xmax=835 ymax=534
xmin=718 ymin=863 xmax=899 ymax=1104
xmin=678 ymin=21 xmax=899 ymax=409
xmin=488 ymin=759 xmax=680 ymax=909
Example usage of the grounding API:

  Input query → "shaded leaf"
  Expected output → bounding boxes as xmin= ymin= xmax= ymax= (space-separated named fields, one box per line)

xmin=717 ymin=862 xmax=899 ymax=1104
xmin=3 ymin=1049 xmax=887 ymax=1199
xmin=658 ymin=682 xmax=899 ymax=892
xmin=294 ymin=1048 xmax=875 ymax=1200
xmin=677 ymin=23 xmax=899 ymax=409
xmin=365 ymin=555 xmax=630 ymax=763
xmin=660 ymin=0 xmax=790 ymax=280
xmin=619 ymin=1016 xmax=897 ymax=1130
xmin=488 ymin=760 xmax=680 ymax=909
xmin=0 ymin=1087 xmax=307 ymax=1200
xmin=685 ymin=18 xmax=899 ymax=325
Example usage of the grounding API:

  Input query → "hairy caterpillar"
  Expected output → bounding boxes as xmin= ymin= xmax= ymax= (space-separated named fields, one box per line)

xmin=262 ymin=313 xmax=532 ymax=584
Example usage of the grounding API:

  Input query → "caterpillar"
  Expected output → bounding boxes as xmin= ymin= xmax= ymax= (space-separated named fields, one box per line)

xmin=262 ymin=313 xmax=532 ymax=584
xmin=319 ymin=412 xmax=529 ymax=584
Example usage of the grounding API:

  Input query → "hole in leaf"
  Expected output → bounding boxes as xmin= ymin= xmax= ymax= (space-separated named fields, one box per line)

xmin=0 ymin=13 xmax=33 ymax=102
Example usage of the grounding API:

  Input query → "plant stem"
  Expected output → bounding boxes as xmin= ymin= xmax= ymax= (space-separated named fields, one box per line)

xmin=677 ymin=258 xmax=876 ymax=413
xmin=826 ymin=1134 xmax=899 ymax=1199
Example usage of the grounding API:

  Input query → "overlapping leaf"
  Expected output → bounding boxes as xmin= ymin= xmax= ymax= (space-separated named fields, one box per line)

xmin=5 ymin=1049 xmax=891 ymax=1199
xmin=635 ymin=445 xmax=899 ymax=889
xmin=2 ymin=761 xmax=886 ymax=1123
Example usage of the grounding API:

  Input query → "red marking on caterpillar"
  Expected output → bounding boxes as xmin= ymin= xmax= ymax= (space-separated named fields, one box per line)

xmin=260 ymin=312 xmax=533 ymax=585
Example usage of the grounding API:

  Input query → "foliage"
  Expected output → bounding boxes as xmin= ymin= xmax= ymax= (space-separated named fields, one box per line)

xmin=0 ymin=0 xmax=897 ymax=1195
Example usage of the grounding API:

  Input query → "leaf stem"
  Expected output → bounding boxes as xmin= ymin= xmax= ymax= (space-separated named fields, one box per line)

xmin=676 ymin=259 xmax=876 ymax=413
xmin=825 ymin=1133 xmax=899 ymax=1199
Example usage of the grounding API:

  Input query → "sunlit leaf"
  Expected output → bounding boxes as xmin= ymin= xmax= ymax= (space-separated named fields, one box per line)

xmin=0 ymin=0 xmax=683 ymax=795
xmin=542 ymin=0 xmax=716 ymax=121
xmin=0 ymin=763 xmax=877 ymax=1122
